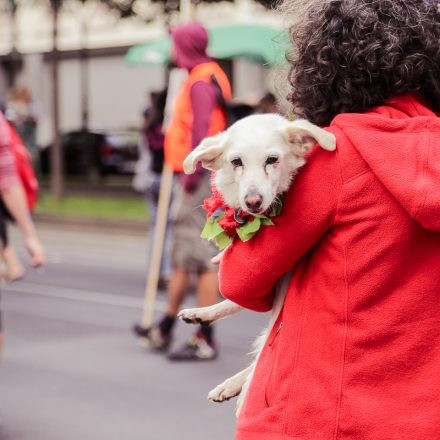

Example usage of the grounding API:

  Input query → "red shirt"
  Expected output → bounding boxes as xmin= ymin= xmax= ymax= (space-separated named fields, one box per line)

xmin=0 ymin=113 xmax=19 ymax=191
xmin=220 ymin=94 xmax=440 ymax=440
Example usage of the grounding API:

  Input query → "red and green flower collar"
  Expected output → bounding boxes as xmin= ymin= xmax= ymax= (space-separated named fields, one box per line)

xmin=201 ymin=182 xmax=282 ymax=249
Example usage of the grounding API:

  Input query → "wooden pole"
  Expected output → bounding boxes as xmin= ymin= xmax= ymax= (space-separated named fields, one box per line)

xmin=137 ymin=68 xmax=187 ymax=332
xmin=50 ymin=2 xmax=63 ymax=199
xmin=80 ymin=5 xmax=89 ymax=132
xmin=140 ymin=163 xmax=173 ymax=328
xmin=136 ymin=4 xmax=190 ymax=333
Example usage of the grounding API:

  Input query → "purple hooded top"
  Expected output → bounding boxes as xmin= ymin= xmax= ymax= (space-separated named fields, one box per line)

xmin=170 ymin=22 xmax=212 ymax=70
xmin=170 ymin=22 xmax=220 ymax=192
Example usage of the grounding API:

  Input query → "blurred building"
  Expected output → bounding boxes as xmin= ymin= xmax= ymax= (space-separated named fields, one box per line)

xmin=0 ymin=0 xmax=282 ymax=147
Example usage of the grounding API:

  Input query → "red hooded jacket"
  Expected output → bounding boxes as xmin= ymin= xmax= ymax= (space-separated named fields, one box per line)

xmin=219 ymin=94 xmax=440 ymax=440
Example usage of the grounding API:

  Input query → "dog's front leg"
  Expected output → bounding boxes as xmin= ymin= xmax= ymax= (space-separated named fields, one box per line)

xmin=207 ymin=364 xmax=253 ymax=403
xmin=235 ymin=362 xmax=256 ymax=417
xmin=178 ymin=299 xmax=243 ymax=325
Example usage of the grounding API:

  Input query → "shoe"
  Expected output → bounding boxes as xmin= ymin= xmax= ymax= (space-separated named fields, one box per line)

xmin=132 ymin=324 xmax=171 ymax=351
xmin=168 ymin=335 xmax=218 ymax=361
xmin=157 ymin=278 xmax=169 ymax=291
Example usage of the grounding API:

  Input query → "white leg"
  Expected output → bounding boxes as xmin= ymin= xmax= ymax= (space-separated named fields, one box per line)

xmin=236 ymin=272 xmax=293 ymax=416
xmin=234 ymin=327 xmax=269 ymax=416
xmin=195 ymin=271 xmax=294 ymax=415
xmin=235 ymin=363 xmax=255 ymax=417
xmin=207 ymin=365 xmax=253 ymax=403
xmin=178 ymin=299 xmax=243 ymax=325
xmin=208 ymin=328 xmax=270 ymax=413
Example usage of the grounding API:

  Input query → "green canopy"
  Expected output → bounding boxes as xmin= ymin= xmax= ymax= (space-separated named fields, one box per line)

xmin=125 ymin=24 xmax=288 ymax=67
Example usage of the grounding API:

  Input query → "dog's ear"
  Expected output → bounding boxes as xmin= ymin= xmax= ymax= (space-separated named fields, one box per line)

xmin=183 ymin=132 xmax=228 ymax=174
xmin=284 ymin=120 xmax=336 ymax=157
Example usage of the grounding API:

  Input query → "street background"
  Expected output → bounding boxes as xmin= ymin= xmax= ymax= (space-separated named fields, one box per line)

xmin=0 ymin=1 xmax=285 ymax=438
xmin=0 ymin=224 xmax=268 ymax=440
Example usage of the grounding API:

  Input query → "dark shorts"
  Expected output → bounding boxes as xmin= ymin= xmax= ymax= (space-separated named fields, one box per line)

xmin=0 ymin=201 xmax=7 ymax=246
xmin=172 ymin=174 xmax=217 ymax=273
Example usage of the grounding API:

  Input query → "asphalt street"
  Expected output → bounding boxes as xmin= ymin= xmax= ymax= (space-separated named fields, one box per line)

xmin=0 ymin=224 xmax=268 ymax=440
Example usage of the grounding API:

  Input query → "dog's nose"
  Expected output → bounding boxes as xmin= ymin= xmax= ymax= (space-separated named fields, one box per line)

xmin=245 ymin=194 xmax=263 ymax=212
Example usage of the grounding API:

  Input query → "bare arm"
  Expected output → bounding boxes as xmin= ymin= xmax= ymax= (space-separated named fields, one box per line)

xmin=0 ymin=115 xmax=45 ymax=266
xmin=1 ymin=185 xmax=45 ymax=267
xmin=2 ymin=185 xmax=35 ymax=238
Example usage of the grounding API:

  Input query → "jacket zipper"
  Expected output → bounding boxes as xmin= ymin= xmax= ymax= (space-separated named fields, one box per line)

xmin=265 ymin=319 xmax=283 ymax=407
xmin=269 ymin=320 xmax=283 ymax=346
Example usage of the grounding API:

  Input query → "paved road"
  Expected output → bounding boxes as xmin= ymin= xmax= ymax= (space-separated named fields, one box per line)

xmin=0 ymin=224 xmax=268 ymax=440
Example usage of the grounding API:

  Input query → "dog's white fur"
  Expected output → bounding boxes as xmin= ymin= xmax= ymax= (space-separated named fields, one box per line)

xmin=184 ymin=114 xmax=335 ymax=215
xmin=179 ymin=113 xmax=336 ymax=416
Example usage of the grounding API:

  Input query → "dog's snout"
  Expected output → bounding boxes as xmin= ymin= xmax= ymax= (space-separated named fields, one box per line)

xmin=245 ymin=194 xmax=263 ymax=212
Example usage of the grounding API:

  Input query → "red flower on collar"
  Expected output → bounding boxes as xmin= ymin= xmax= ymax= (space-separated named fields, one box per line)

xmin=201 ymin=176 xmax=281 ymax=249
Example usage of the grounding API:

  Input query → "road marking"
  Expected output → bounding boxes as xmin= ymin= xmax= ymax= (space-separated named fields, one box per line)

xmin=4 ymin=281 xmax=169 ymax=312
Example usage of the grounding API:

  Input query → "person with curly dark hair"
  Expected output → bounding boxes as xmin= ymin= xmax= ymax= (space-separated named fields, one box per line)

xmin=285 ymin=0 xmax=440 ymax=126
xmin=217 ymin=0 xmax=440 ymax=438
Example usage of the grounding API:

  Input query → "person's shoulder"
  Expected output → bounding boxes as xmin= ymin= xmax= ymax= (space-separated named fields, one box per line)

xmin=324 ymin=124 xmax=369 ymax=183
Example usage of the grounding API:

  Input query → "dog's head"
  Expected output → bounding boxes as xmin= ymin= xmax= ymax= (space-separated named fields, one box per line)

xmin=183 ymin=114 xmax=336 ymax=215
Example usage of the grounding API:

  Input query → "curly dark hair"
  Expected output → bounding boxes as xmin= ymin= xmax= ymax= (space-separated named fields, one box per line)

xmin=281 ymin=0 xmax=440 ymax=126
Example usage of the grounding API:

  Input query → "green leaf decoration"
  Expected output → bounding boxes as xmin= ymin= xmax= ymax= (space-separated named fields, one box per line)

xmin=254 ymin=214 xmax=274 ymax=226
xmin=201 ymin=213 xmax=232 ymax=249
xmin=261 ymin=217 xmax=274 ymax=226
xmin=201 ymin=195 xmax=284 ymax=248
xmin=270 ymin=202 xmax=282 ymax=217
xmin=215 ymin=231 xmax=233 ymax=250
xmin=237 ymin=217 xmax=262 ymax=242
xmin=201 ymin=216 xmax=224 ymax=240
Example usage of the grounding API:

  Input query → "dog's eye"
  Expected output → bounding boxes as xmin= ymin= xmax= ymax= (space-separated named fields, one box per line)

xmin=265 ymin=156 xmax=279 ymax=166
xmin=231 ymin=158 xmax=243 ymax=167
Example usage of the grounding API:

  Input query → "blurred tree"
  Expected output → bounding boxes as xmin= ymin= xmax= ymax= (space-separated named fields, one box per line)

xmin=47 ymin=0 xmax=142 ymax=198
xmin=49 ymin=0 xmax=62 ymax=198
xmin=75 ymin=1 xmax=139 ymax=134
xmin=150 ymin=0 xmax=277 ymax=16
xmin=6 ymin=0 xmax=275 ymax=198
xmin=1 ymin=0 xmax=22 ymax=86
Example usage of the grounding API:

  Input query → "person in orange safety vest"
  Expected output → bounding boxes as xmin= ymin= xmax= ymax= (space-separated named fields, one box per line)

xmin=136 ymin=22 xmax=231 ymax=361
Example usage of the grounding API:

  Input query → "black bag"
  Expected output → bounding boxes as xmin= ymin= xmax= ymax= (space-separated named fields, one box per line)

xmin=211 ymin=75 xmax=255 ymax=127
xmin=0 ymin=202 xmax=7 ymax=246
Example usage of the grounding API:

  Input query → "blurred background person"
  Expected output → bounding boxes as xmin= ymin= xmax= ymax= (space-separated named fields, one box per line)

xmin=134 ymin=22 xmax=231 ymax=361
xmin=255 ymin=92 xmax=278 ymax=114
xmin=0 ymin=111 xmax=45 ymax=358
xmin=133 ymin=89 xmax=172 ymax=288
xmin=0 ymin=103 xmax=39 ymax=283
xmin=6 ymin=85 xmax=40 ymax=174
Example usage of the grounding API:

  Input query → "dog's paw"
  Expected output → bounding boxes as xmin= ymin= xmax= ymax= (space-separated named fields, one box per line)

xmin=208 ymin=381 xmax=241 ymax=403
xmin=178 ymin=307 xmax=213 ymax=326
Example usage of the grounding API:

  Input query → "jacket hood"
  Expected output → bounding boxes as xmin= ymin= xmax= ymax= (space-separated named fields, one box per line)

xmin=170 ymin=22 xmax=211 ymax=70
xmin=331 ymin=94 xmax=440 ymax=231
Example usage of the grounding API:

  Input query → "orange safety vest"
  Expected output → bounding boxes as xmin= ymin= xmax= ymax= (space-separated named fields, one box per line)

xmin=164 ymin=62 xmax=232 ymax=172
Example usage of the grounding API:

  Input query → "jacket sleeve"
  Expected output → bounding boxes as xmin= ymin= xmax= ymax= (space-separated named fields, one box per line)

xmin=190 ymin=80 xmax=218 ymax=148
xmin=219 ymin=141 xmax=341 ymax=312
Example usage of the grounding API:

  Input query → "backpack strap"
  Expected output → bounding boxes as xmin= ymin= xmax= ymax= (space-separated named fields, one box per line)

xmin=210 ymin=74 xmax=228 ymax=109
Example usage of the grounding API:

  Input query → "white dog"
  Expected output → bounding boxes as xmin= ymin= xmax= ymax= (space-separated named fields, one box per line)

xmin=179 ymin=113 xmax=336 ymax=415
